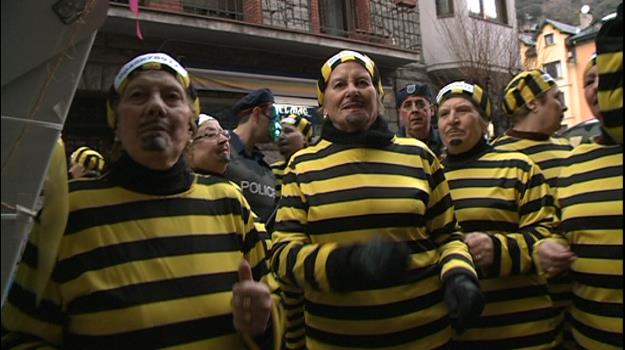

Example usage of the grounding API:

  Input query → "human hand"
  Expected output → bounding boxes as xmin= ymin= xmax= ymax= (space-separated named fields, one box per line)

xmin=537 ymin=240 xmax=576 ymax=278
xmin=232 ymin=260 xmax=272 ymax=336
xmin=464 ymin=232 xmax=494 ymax=271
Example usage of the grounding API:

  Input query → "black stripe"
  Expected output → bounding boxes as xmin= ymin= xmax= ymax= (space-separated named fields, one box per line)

xmin=526 ymin=74 xmax=545 ymax=96
xmin=459 ymin=220 xmax=518 ymax=233
xmin=406 ymin=239 xmax=438 ymax=254
xmin=573 ymin=294 xmax=623 ymax=318
xmin=425 ymin=193 xmax=454 ymax=221
xmin=536 ymin=157 xmax=567 ymax=171
xmin=309 ymin=213 xmax=425 ymax=235
xmin=598 ymin=70 xmax=623 ymax=90
xmin=297 ymin=162 xmax=428 ymax=184
xmin=518 ymin=197 xmax=549 ymax=217
xmin=561 ymin=215 xmax=623 ymax=232
xmin=251 ymin=260 xmax=270 ymax=282
xmin=20 ymin=241 xmax=38 ymax=268
xmin=196 ymin=174 xmax=231 ymax=186
xmin=440 ymin=253 xmax=473 ymax=270
xmin=274 ymin=219 xmax=306 ymax=234
xmin=453 ymin=329 xmax=556 ymax=349
xmin=512 ymin=89 xmax=526 ymax=112
xmin=562 ymin=147 xmax=622 ymax=167
xmin=241 ymin=229 xmax=264 ymax=255
xmin=69 ymin=177 xmax=115 ymax=192
xmin=454 ymin=198 xmax=517 ymax=212
xmin=66 ymin=197 xmax=245 ymax=234
xmin=307 ymin=186 xmax=428 ymax=207
xmin=64 ymin=313 xmax=238 ymax=349
xmin=285 ymin=244 xmax=301 ymax=286
xmin=482 ymin=284 xmax=548 ymax=303
xmin=571 ymin=243 xmax=623 ymax=259
xmin=570 ymin=314 xmax=623 ymax=347
xmin=430 ymin=222 xmax=461 ymax=241
xmin=54 ymin=234 xmax=243 ymax=283
xmin=304 ymin=247 xmax=320 ymax=290
xmin=510 ymin=143 xmax=572 ymax=155
xmin=305 ymin=289 xmax=443 ymax=320
xmin=277 ymin=195 xmax=307 ymax=210
xmin=448 ymin=177 xmax=524 ymax=191
xmin=292 ymin=143 xmax=347 ymax=164
xmin=6 ymin=282 xmax=66 ymax=325
xmin=559 ymin=189 xmax=622 ymax=207
xmin=603 ymin=110 xmax=623 ymax=127
xmin=67 ymin=271 xmax=238 ymax=314
xmin=306 ymin=314 xmax=449 ymax=348
xmin=506 ymin=236 xmax=522 ymax=275
xmin=572 ymin=271 xmax=623 ymax=289
xmin=446 ymin=159 xmax=533 ymax=172
xmin=475 ymin=307 xmax=554 ymax=327
xmin=558 ymin=165 xmax=623 ymax=187
xmin=491 ymin=235 xmax=502 ymax=276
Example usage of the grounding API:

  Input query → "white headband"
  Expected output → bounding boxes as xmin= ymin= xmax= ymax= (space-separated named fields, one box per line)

xmin=113 ymin=53 xmax=189 ymax=92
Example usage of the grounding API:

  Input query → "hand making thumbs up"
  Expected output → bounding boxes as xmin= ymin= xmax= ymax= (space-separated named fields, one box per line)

xmin=231 ymin=259 xmax=272 ymax=336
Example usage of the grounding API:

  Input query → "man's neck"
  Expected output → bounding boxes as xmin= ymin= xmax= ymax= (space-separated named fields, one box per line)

xmin=234 ymin=125 xmax=256 ymax=154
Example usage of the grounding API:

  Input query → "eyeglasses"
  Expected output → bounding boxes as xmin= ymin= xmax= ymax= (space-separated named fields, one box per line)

xmin=402 ymin=99 xmax=430 ymax=110
xmin=194 ymin=129 xmax=230 ymax=142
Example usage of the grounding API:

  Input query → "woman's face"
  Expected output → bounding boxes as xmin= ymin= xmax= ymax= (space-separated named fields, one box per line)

xmin=583 ymin=65 xmax=601 ymax=119
xmin=322 ymin=62 xmax=380 ymax=133
xmin=115 ymin=70 xmax=195 ymax=170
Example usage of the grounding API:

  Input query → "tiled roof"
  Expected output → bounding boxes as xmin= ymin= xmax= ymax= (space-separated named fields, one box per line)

xmin=544 ymin=19 xmax=580 ymax=35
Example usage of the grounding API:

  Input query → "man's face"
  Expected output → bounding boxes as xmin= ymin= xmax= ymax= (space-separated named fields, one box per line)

xmin=115 ymin=70 xmax=194 ymax=169
xmin=437 ymin=97 xmax=488 ymax=155
xmin=537 ymin=87 xmax=566 ymax=135
xmin=323 ymin=62 xmax=379 ymax=133
xmin=191 ymin=119 xmax=230 ymax=174
xmin=399 ymin=96 xmax=432 ymax=141
xmin=278 ymin=124 xmax=306 ymax=158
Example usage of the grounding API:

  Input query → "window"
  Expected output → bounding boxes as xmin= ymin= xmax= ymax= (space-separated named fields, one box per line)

xmin=319 ymin=0 xmax=355 ymax=36
xmin=467 ymin=0 xmax=508 ymax=24
xmin=436 ymin=0 xmax=454 ymax=17
xmin=544 ymin=33 xmax=555 ymax=46
xmin=543 ymin=61 xmax=563 ymax=79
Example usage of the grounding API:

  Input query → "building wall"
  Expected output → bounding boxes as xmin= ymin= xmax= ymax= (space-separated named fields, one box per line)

xmin=420 ymin=0 xmax=517 ymax=73
xmin=531 ymin=24 xmax=577 ymax=127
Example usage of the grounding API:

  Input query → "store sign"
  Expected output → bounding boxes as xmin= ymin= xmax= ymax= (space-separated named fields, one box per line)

xmin=274 ymin=104 xmax=318 ymax=123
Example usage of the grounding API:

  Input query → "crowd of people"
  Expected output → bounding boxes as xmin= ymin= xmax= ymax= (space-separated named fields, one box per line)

xmin=1 ymin=3 xmax=622 ymax=349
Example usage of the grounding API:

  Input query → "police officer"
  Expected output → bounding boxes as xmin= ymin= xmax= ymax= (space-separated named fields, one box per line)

xmin=225 ymin=88 xmax=280 ymax=222
xmin=396 ymin=82 xmax=443 ymax=157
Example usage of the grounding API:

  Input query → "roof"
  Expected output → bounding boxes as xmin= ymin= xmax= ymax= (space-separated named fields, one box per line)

xmin=519 ymin=34 xmax=536 ymax=46
xmin=567 ymin=23 xmax=600 ymax=44
xmin=543 ymin=19 xmax=580 ymax=35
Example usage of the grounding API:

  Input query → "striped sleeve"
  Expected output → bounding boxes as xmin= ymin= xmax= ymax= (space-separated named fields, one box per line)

xmin=489 ymin=162 xmax=557 ymax=277
xmin=271 ymin=162 xmax=337 ymax=292
xmin=1 ymin=235 xmax=65 ymax=348
xmin=426 ymin=157 xmax=478 ymax=283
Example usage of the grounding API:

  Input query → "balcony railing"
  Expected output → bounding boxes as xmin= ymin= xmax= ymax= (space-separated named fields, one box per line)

xmin=110 ymin=0 xmax=420 ymax=52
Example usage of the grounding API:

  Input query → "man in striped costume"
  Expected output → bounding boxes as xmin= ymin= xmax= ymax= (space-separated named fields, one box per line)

xmin=270 ymin=50 xmax=484 ymax=350
xmin=69 ymin=146 xmax=106 ymax=179
xmin=270 ymin=113 xmax=313 ymax=199
xmin=493 ymin=69 xmax=574 ymax=346
xmin=437 ymin=81 xmax=560 ymax=349
xmin=1 ymin=53 xmax=282 ymax=349
xmin=536 ymin=4 xmax=623 ymax=349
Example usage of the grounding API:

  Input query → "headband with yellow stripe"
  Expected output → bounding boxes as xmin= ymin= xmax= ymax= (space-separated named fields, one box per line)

xmin=281 ymin=114 xmax=313 ymax=142
xmin=436 ymin=81 xmax=492 ymax=121
xmin=71 ymin=146 xmax=105 ymax=173
xmin=106 ymin=53 xmax=200 ymax=129
xmin=317 ymin=50 xmax=384 ymax=106
xmin=502 ymin=69 xmax=556 ymax=115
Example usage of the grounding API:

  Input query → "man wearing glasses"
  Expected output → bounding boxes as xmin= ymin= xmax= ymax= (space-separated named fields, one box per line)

xmin=188 ymin=113 xmax=231 ymax=175
xmin=396 ymin=82 xmax=443 ymax=157
xmin=225 ymin=88 xmax=280 ymax=222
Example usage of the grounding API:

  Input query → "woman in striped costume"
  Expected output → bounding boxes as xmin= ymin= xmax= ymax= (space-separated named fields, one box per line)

xmin=436 ymin=81 xmax=560 ymax=349
xmin=270 ymin=50 xmax=484 ymax=350
xmin=1 ymin=53 xmax=282 ymax=349
xmin=536 ymin=6 xmax=623 ymax=349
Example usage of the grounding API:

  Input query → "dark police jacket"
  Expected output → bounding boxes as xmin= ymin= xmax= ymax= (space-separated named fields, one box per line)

xmin=223 ymin=131 xmax=276 ymax=222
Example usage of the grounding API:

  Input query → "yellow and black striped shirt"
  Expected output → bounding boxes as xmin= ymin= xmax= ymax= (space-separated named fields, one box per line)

xmin=555 ymin=140 xmax=623 ymax=350
xmin=1 ymin=169 xmax=279 ymax=349
xmin=443 ymin=140 xmax=559 ymax=349
xmin=270 ymin=160 xmax=287 ymax=199
xmin=271 ymin=122 xmax=477 ymax=350
xmin=491 ymin=131 xmax=572 ymax=188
